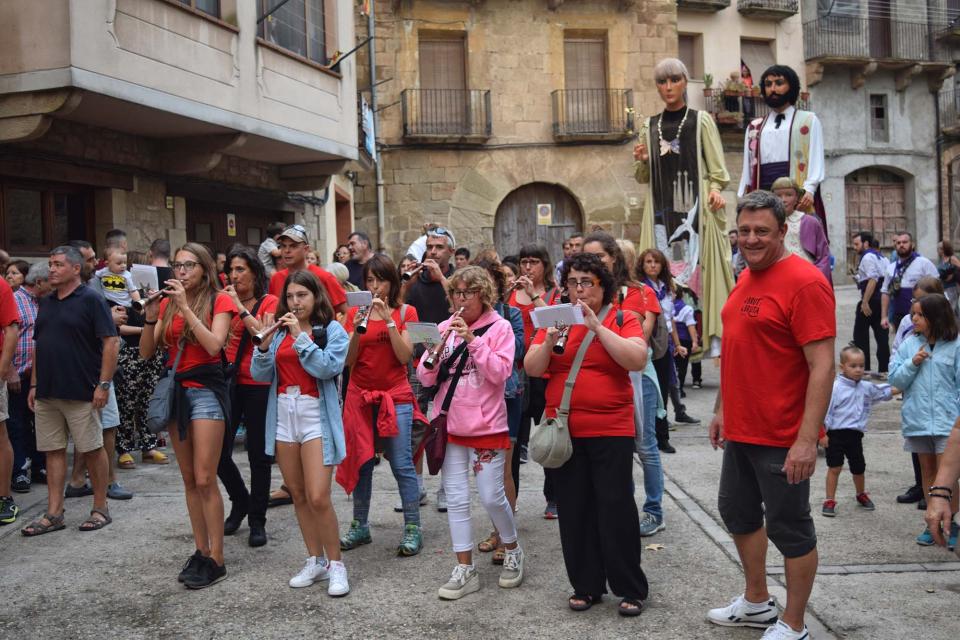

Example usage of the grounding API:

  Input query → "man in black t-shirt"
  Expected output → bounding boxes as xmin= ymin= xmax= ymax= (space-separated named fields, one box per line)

xmin=22 ymin=246 xmax=119 ymax=535
xmin=345 ymin=231 xmax=375 ymax=289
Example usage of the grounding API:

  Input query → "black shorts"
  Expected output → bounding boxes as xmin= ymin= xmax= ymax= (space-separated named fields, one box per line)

xmin=718 ymin=441 xmax=817 ymax=559
xmin=825 ymin=429 xmax=865 ymax=475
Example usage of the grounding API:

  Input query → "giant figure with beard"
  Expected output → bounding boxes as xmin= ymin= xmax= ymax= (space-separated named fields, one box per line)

xmin=738 ymin=65 xmax=827 ymax=235
xmin=635 ymin=58 xmax=732 ymax=358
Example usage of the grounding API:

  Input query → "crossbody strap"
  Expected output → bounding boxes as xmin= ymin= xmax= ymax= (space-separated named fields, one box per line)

xmin=233 ymin=296 xmax=265 ymax=369
xmin=557 ymin=305 xmax=611 ymax=417
xmin=437 ymin=322 xmax=496 ymax=413
xmin=170 ymin=337 xmax=186 ymax=374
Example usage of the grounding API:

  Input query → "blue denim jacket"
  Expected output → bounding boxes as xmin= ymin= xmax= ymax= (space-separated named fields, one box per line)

xmin=889 ymin=334 xmax=960 ymax=438
xmin=495 ymin=302 xmax=524 ymax=399
xmin=250 ymin=322 xmax=348 ymax=463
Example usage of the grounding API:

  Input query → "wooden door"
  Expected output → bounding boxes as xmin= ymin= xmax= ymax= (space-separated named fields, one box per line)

xmin=419 ymin=35 xmax=467 ymax=134
xmin=186 ymin=200 xmax=289 ymax=255
xmin=868 ymin=0 xmax=892 ymax=58
xmin=494 ymin=183 xmax=583 ymax=265
xmin=563 ymin=38 xmax=608 ymax=133
xmin=844 ymin=167 xmax=905 ymax=269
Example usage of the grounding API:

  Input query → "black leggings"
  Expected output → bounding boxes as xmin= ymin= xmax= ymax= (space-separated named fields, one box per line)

xmin=514 ymin=376 xmax=556 ymax=501
xmin=676 ymin=336 xmax=702 ymax=390
xmin=217 ymin=384 xmax=272 ymax=527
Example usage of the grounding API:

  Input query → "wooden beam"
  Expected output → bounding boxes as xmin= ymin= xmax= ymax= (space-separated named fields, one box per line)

xmin=0 ymin=154 xmax=134 ymax=190
xmin=895 ymin=64 xmax=923 ymax=91
xmin=850 ymin=62 xmax=877 ymax=89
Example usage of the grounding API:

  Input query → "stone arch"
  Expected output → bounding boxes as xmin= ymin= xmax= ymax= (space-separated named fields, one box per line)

xmin=493 ymin=182 xmax=585 ymax=264
xmin=843 ymin=165 xmax=908 ymax=268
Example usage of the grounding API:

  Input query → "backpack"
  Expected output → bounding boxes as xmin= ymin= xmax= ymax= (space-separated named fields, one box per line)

xmin=632 ymin=284 xmax=669 ymax=359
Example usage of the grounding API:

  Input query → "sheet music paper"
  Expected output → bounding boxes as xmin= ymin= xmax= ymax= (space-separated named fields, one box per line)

xmin=346 ymin=291 xmax=373 ymax=308
xmin=531 ymin=303 xmax=585 ymax=329
xmin=406 ymin=322 xmax=443 ymax=345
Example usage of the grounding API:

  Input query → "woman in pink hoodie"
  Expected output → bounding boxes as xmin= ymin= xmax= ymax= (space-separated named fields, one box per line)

xmin=417 ymin=266 xmax=523 ymax=600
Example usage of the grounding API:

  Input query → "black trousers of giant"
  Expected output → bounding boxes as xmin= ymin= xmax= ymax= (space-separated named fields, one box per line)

xmin=514 ymin=376 xmax=556 ymax=501
xmin=555 ymin=436 xmax=649 ymax=601
xmin=676 ymin=336 xmax=702 ymax=391
xmin=652 ymin=354 xmax=679 ymax=444
xmin=853 ymin=295 xmax=889 ymax=373
xmin=217 ymin=384 xmax=272 ymax=527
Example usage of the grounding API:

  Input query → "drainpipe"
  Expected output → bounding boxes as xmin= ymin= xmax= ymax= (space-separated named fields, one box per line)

xmin=368 ymin=4 xmax=385 ymax=251
xmin=936 ymin=92 xmax=944 ymax=242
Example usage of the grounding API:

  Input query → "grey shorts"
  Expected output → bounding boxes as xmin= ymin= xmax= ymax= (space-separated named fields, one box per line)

xmin=183 ymin=387 xmax=225 ymax=422
xmin=99 ymin=383 xmax=120 ymax=430
xmin=903 ymin=435 xmax=949 ymax=455
xmin=718 ymin=441 xmax=817 ymax=559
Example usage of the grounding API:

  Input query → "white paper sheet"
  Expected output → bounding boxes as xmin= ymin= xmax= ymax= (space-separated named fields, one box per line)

xmin=346 ymin=291 xmax=373 ymax=308
xmin=406 ymin=322 xmax=443 ymax=345
xmin=531 ymin=303 xmax=585 ymax=329
xmin=130 ymin=264 xmax=159 ymax=293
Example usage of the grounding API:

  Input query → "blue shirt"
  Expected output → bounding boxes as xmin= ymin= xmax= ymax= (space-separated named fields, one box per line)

xmin=824 ymin=374 xmax=891 ymax=433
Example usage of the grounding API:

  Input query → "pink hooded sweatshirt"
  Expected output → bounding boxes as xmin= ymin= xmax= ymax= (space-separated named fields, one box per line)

xmin=417 ymin=308 xmax=515 ymax=438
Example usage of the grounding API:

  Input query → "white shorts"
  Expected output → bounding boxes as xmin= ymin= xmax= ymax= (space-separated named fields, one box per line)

xmin=276 ymin=387 xmax=324 ymax=445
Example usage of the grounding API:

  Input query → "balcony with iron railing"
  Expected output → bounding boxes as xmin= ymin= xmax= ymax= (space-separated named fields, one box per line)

xmin=551 ymin=89 xmax=635 ymax=140
xmin=737 ymin=0 xmax=798 ymax=20
xmin=677 ymin=0 xmax=730 ymax=11
xmin=703 ymin=90 xmax=811 ymax=129
xmin=940 ymin=87 xmax=960 ymax=138
xmin=400 ymin=89 xmax=492 ymax=142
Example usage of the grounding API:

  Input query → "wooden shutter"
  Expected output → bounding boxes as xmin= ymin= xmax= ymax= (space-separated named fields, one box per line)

xmin=564 ymin=39 xmax=606 ymax=90
xmin=322 ymin=0 xmax=337 ymax=58
xmin=419 ymin=37 xmax=466 ymax=90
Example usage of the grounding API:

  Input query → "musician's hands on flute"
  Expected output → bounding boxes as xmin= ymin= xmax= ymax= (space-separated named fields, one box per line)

xmin=369 ymin=297 xmax=391 ymax=322
xmin=163 ymin=278 xmax=187 ymax=311
xmin=223 ymin=284 xmax=244 ymax=312
xmin=422 ymin=259 xmax=443 ymax=281
xmin=279 ymin=311 xmax=301 ymax=338
xmin=515 ymin=275 xmax=535 ymax=298
xmin=543 ymin=325 xmax=562 ymax=348
xmin=578 ymin=300 xmax=601 ymax=332
xmin=449 ymin=315 xmax=475 ymax=344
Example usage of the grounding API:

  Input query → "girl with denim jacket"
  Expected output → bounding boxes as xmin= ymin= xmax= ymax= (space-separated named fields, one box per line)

xmin=889 ymin=294 xmax=960 ymax=549
xmin=250 ymin=270 xmax=350 ymax=596
xmin=417 ymin=266 xmax=524 ymax=600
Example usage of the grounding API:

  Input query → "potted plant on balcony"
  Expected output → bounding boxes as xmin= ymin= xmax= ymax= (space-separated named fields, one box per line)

xmin=716 ymin=110 xmax=742 ymax=125
xmin=703 ymin=73 xmax=715 ymax=98
xmin=723 ymin=71 xmax=745 ymax=112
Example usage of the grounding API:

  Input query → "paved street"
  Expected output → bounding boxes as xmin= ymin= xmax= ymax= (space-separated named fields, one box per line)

xmin=3 ymin=285 xmax=960 ymax=639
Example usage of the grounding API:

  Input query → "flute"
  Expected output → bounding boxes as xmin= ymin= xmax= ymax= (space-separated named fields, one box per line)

xmin=422 ymin=306 xmax=465 ymax=370
xmin=252 ymin=319 xmax=285 ymax=346
xmin=354 ymin=305 xmax=371 ymax=334
xmin=132 ymin=289 xmax=168 ymax=314
xmin=401 ymin=263 xmax=425 ymax=282
xmin=552 ymin=324 xmax=570 ymax=355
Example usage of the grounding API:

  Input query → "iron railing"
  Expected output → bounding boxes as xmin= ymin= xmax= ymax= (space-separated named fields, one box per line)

xmin=676 ymin=0 xmax=730 ymax=11
xmin=737 ymin=0 xmax=798 ymax=19
xmin=940 ymin=86 xmax=960 ymax=133
xmin=803 ymin=17 xmax=946 ymax=62
xmin=704 ymin=92 xmax=811 ymax=128
xmin=551 ymin=89 xmax=634 ymax=138
xmin=401 ymin=89 xmax=491 ymax=139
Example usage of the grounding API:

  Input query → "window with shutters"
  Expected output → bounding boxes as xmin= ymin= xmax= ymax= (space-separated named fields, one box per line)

xmin=740 ymin=39 xmax=775 ymax=84
xmin=562 ymin=34 xmax=609 ymax=134
xmin=678 ymin=34 xmax=703 ymax=80
xmin=259 ymin=0 xmax=335 ymax=66
xmin=416 ymin=33 xmax=468 ymax=133
xmin=870 ymin=94 xmax=889 ymax=143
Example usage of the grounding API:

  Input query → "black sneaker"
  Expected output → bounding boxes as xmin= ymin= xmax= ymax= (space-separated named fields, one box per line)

xmin=223 ymin=503 xmax=248 ymax=536
xmin=691 ymin=381 xmax=702 ymax=389
xmin=519 ymin=445 xmax=528 ymax=464
xmin=674 ymin=412 xmax=701 ymax=425
xmin=658 ymin=442 xmax=677 ymax=454
xmin=177 ymin=550 xmax=205 ymax=583
xmin=248 ymin=525 xmax=267 ymax=548
xmin=897 ymin=485 xmax=922 ymax=504
xmin=11 ymin=474 xmax=30 ymax=493
xmin=184 ymin=555 xmax=227 ymax=589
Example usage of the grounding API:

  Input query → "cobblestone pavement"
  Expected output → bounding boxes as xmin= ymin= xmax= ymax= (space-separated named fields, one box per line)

xmin=2 ymin=286 xmax=960 ymax=639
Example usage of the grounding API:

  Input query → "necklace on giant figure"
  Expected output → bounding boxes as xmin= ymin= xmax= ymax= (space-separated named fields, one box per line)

xmin=658 ymin=106 xmax=689 ymax=156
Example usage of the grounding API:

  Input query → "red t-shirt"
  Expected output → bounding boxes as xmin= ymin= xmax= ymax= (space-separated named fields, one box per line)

xmin=345 ymin=304 xmax=417 ymax=392
xmin=720 ymin=255 xmax=836 ymax=448
xmin=533 ymin=308 xmax=644 ymax=438
xmin=224 ymin=294 xmax=279 ymax=386
xmin=269 ymin=264 xmax=347 ymax=310
xmin=276 ymin=334 xmax=319 ymax=397
xmin=508 ymin=287 xmax=559 ymax=348
xmin=161 ymin=292 xmax=235 ymax=388
xmin=0 ymin=279 xmax=19 ymax=348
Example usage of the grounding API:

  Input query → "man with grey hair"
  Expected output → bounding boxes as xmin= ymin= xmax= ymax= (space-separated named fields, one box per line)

xmin=706 ymin=191 xmax=835 ymax=640
xmin=21 ymin=246 xmax=119 ymax=536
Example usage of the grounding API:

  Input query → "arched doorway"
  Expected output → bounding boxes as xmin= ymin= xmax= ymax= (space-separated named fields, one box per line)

xmin=493 ymin=182 xmax=584 ymax=264
xmin=844 ymin=167 xmax=906 ymax=268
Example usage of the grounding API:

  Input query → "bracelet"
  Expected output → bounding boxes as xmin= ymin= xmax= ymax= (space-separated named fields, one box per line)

xmin=531 ymin=294 xmax=542 ymax=302
xmin=386 ymin=321 xmax=397 ymax=329
xmin=930 ymin=486 xmax=954 ymax=495
xmin=928 ymin=493 xmax=952 ymax=501
xmin=144 ymin=320 xmax=158 ymax=325
xmin=239 ymin=310 xmax=251 ymax=320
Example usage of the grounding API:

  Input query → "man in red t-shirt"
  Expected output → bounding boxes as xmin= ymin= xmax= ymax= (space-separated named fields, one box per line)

xmin=267 ymin=225 xmax=347 ymax=315
xmin=0 ymin=277 xmax=20 ymax=525
xmin=706 ymin=190 xmax=835 ymax=639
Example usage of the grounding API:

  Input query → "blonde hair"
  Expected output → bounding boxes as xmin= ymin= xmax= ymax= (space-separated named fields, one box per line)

xmin=446 ymin=266 xmax=497 ymax=311
xmin=157 ymin=243 xmax=220 ymax=348
xmin=616 ymin=239 xmax=638 ymax=281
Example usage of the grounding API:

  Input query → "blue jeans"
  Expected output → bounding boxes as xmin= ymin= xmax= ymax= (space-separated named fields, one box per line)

xmin=353 ymin=402 xmax=420 ymax=527
xmin=183 ymin=387 xmax=225 ymax=421
xmin=635 ymin=372 xmax=664 ymax=522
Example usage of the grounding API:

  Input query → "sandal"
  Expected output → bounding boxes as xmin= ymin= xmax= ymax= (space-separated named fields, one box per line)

xmin=478 ymin=531 xmax=500 ymax=553
xmin=141 ymin=449 xmax=169 ymax=465
xmin=267 ymin=485 xmax=293 ymax=508
xmin=618 ymin=598 xmax=643 ymax=617
xmin=492 ymin=545 xmax=506 ymax=565
xmin=21 ymin=512 xmax=66 ymax=537
xmin=117 ymin=453 xmax=136 ymax=469
xmin=569 ymin=594 xmax=600 ymax=611
xmin=79 ymin=507 xmax=112 ymax=532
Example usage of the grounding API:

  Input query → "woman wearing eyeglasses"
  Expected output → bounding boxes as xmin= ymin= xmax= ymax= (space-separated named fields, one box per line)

xmin=524 ymin=252 xmax=650 ymax=617
xmin=508 ymin=244 xmax=561 ymax=517
xmin=417 ymin=266 xmax=523 ymax=600
xmin=140 ymin=243 xmax=234 ymax=589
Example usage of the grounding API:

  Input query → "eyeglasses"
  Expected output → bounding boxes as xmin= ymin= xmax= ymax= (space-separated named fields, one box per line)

xmin=519 ymin=259 xmax=543 ymax=267
xmin=171 ymin=261 xmax=200 ymax=272
xmin=565 ymin=278 xmax=598 ymax=290
xmin=452 ymin=289 xmax=480 ymax=299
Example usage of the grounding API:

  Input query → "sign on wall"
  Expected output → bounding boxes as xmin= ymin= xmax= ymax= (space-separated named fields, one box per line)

xmin=226 ymin=213 xmax=236 ymax=237
xmin=536 ymin=203 xmax=553 ymax=226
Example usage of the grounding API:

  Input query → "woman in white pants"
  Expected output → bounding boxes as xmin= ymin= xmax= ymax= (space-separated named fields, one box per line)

xmin=417 ymin=266 xmax=523 ymax=600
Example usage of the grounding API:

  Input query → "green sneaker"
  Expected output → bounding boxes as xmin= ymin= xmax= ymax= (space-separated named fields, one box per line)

xmin=339 ymin=519 xmax=372 ymax=550
xmin=397 ymin=523 xmax=423 ymax=557
xmin=0 ymin=496 xmax=19 ymax=525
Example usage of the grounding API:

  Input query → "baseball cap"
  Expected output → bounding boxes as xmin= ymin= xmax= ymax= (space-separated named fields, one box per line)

xmin=278 ymin=224 xmax=309 ymax=244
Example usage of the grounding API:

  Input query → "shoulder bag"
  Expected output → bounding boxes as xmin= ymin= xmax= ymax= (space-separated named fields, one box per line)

xmin=530 ymin=305 xmax=611 ymax=468
xmin=146 ymin=338 xmax=185 ymax=434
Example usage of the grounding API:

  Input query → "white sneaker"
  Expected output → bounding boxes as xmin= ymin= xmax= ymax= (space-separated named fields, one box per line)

xmin=288 ymin=556 xmax=329 ymax=588
xmin=437 ymin=563 xmax=479 ymax=600
xmin=436 ymin=487 xmax=447 ymax=512
xmin=327 ymin=560 xmax=350 ymax=597
xmin=761 ymin=620 xmax=809 ymax=639
xmin=706 ymin=594 xmax=779 ymax=628
xmin=498 ymin=546 xmax=524 ymax=588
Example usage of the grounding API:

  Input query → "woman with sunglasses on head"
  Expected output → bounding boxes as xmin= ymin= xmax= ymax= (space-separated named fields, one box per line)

xmin=250 ymin=271 xmax=350 ymax=596
xmin=508 ymin=244 xmax=561 ymax=518
xmin=417 ymin=266 xmax=523 ymax=600
xmin=217 ymin=246 xmax=278 ymax=548
xmin=140 ymin=243 xmax=235 ymax=589
xmin=524 ymin=252 xmax=650 ymax=616
xmin=338 ymin=254 xmax=424 ymax=557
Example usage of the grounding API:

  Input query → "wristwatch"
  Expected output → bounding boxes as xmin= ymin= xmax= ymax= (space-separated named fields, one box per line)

xmin=97 ymin=380 xmax=111 ymax=391
xmin=386 ymin=321 xmax=397 ymax=329
xmin=239 ymin=310 xmax=251 ymax=320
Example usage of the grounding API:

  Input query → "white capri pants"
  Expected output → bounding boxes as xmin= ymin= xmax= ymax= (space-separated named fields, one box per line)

xmin=441 ymin=442 xmax=518 ymax=553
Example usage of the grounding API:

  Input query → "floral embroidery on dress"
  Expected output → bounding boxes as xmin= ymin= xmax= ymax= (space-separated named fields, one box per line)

xmin=472 ymin=449 xmax=497 ymax=474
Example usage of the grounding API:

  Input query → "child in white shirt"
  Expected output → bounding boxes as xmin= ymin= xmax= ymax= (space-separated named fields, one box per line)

xmin=95 ymin=247 xmax=141 ymax=308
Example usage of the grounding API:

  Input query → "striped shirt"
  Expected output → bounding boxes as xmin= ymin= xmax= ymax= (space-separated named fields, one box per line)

xmin=13 ymin=287 xmax=37 ymax=376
